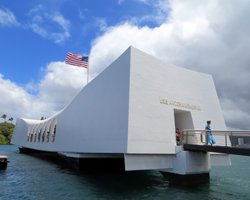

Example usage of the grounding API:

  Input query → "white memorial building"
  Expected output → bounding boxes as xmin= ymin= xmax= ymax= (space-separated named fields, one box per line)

xmin=12 ymin=47 xmax=230 ymax=183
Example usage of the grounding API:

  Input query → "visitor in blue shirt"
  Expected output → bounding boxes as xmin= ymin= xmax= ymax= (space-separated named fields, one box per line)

xmin=205 ymin=120 xmax=216 ymax=145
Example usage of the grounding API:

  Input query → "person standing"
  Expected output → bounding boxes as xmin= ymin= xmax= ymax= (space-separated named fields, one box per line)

xmin=176 ymin=128 xmax=182 ymax=145
xmin=205 ymin=120 xmax=216 ymax=145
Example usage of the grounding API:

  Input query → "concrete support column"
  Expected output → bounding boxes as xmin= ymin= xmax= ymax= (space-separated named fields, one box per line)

xmin=161 ymin=150 xmax=211 ymax=185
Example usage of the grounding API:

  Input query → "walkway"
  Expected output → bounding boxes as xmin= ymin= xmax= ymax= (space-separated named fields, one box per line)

xmin=181 ymin=130 xmax=250 ymax=156
xmin=183 ymin=144 xmax=250 ymax=156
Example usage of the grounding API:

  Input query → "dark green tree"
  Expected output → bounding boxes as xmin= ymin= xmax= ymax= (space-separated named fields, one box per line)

xmin=0 ymin=121 xmax=15 ymax=144
xmin=8 ymin=117 xmax=14 ymax=123
xmin=0 ymin=134 xmax=6 ymax=144
xmin=1 ymin=114 xmax=7 ymax=122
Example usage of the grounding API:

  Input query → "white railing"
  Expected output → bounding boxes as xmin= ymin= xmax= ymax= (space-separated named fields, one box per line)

xmin=181 ymin=129 xmax=250 ymax=147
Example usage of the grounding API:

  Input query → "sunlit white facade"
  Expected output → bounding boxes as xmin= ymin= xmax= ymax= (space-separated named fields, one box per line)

xmin=12 ymin=47 xmax=230 ymax=176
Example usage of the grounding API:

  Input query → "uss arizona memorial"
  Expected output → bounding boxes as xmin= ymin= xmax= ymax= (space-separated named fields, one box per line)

xmin=12 ymin=47 xmax=230 ymax=183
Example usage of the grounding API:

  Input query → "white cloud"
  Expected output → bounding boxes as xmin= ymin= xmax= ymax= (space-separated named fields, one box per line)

xmin=122 ymin=0 xmax=170 ymax=26
xmin=52 ymin=12 xmax=70 ymax=31
xmin=28 ymin=5 xmax=71 ymax=44
xmin=0 ymin=74 xmax=35 ymax=120
xmin=89 ymin=0 xmax=250 ymax=129
xmin=0 ymin=62 xmax=87 ymax=120
xmin=37 ymin=61 xmax=87 ymax=112
xmin=2 ymin=0 xmax=250 ymax=129
xmin=0 ymin=8 xmax=19 ymax=27
xmin=95 ymin=18 xmax=108 ymax=32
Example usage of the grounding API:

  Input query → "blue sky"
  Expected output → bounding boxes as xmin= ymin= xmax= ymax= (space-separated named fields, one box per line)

xmin=1 ymin=0 xmax=250 ymax=129
xmin=1 ymin=0 xmax=162 ymax=85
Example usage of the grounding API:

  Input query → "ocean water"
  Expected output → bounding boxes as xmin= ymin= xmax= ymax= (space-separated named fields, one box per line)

xmin=0 ymin=145 xmax=250 ymax=200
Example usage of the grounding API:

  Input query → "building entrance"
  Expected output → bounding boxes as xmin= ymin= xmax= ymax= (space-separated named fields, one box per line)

xmin=174 ymin=109 xmax=194 ymax=144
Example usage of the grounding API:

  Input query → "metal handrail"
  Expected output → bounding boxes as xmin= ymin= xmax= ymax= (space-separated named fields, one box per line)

xmin=181 ymin=129 xmax=250 ymax=147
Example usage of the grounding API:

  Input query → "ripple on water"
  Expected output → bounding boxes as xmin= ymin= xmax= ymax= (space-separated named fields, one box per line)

xmin=1 ymin=146 xmax=250 ymax=200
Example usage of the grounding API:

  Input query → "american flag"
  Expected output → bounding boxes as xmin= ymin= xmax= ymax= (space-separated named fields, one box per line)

xmin=65 ymin=52 xmax=88 ymax=68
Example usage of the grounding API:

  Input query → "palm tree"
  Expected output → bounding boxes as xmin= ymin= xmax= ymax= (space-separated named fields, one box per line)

xmin=8 ymin=117 xmax=14 ymax=123
xmin=1 ymin=114 xmax=7 ymax=122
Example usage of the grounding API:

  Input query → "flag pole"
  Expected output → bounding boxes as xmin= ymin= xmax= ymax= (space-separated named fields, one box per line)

xmin=87 ymin=66 xmax=89 ymax=84
xmin=86 ymin=56 xmax=89 ymax=84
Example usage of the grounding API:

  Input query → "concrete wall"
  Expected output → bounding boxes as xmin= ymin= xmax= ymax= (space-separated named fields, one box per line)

xmin=55 ymin=49 xmax=131 ymax=153
xmin=127 ymin=47 xmax=226 ymax=155
xmin=12 ymin=115 xmax=59 ymax=152
xmin=12 ymin=46 xmax=227 ymax=156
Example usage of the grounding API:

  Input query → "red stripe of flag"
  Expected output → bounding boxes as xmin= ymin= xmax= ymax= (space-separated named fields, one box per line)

xmin=65 ymin=52 xmax=88 ymax=68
